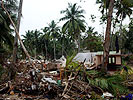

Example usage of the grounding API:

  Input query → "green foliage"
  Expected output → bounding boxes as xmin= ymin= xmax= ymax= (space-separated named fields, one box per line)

xmin=0 ymin=0 xmax=17 ymax=62
xmin=81 ymin=26 xmax=103 ymax=52
xmin=87 ymin=70 xmax=129 ymax=96
xmin=86 ymin=70 xmax=102 ymax=77
xmin=107 ymin=75 xmax=128 ymax=95
xmin=89 ymin=78 xmax=108 ymax=90
xmin=2 ymin=0 xmax=18 ymax=12
xmin=124 ymin=19 xmax=133 ymax=53
xmin=0 ymin=10 xmax=15 ymax=48
xmin=21 ymin=22 xmax=76 ymax=59
xmin=65 ymin=54 xmax=80 ymax=71
xmin=60 ymin=3 xmax=86 ymax=52
xmin=97 ymin=0 xmax=133 ymax=25
xmin=22 ymin=30 xmax=41 ymax=56
xmin=19 ymin=3 xmax=104 ymax=59
xmin=122 ymin=0 xmax=133 ymax=7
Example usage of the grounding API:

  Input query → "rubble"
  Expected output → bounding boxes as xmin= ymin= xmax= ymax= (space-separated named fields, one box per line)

xmin=0 ymin=57 xmax=132 ymax=100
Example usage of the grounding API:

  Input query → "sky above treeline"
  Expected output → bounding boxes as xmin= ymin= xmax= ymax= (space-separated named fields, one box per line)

xmin=19 ymin=0 xmax=129 ymax=36
xmin=19 ymin=0 xmax=103 ymax=35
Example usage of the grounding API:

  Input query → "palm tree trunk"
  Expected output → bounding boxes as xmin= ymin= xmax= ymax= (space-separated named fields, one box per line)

xmin=45 ymin=42 xmax=47 ymax=59
xmin=62 ymin=43 xmax=63 ymax=56
xmin=119 ymin=18 xmax=123 ymax=52
xmin=13 ymin=0 xmax=23 ymax=63
xmin=62 ymin=39 xmax=64 ymax=56
xmin=54 ymin=41 xmax=56 ymax=60
xmin=102 ymin=0 xmax=114 ymax=73
xmin=78 ymin=34 xmax=81 ymax=52
xmin=35 ymin=48 xmax=37 ymax=58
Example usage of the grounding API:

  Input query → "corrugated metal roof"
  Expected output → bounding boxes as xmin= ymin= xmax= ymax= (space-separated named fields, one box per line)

xmin=73 ymin=52 xmax=96 ymax=63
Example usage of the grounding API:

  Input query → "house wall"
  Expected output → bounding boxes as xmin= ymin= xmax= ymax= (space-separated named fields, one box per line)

xmin=116 ymin=56 xmax=121 ymax=65
xmin=94 ymin=56 xmax=103 ymax=66
xmin=94 ymin=55 xmax=121 ymax=66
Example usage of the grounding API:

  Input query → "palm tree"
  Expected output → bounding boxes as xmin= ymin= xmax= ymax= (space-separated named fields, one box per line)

xmin=22 ymin=30 xmax=34 ymax=55
xmin=44 ymin=20 xmax=60 ymax=59
xmin=33 ymin=29 xmax=42 ymax=57
xmin=39 ymin=34 xmax=48 ymax=58
xmin=41 ymin=27 xmax=52 ymax=59
xmin=0 ymin=0 xmax=18 ymax=48
xmin=0 ymin=0 xmax=18 ymax=80
xmin=124 ymin=19 xmax=133 ymax=53
xmin=0 ymin=0 xmax=17 ymax=64
xmin=1 ymin=0 xmax=18 ymax=12
xmin=22 ymin=30 xmax=41 ymax=57
xmin=115 ymin=0 xmax=133 ymax=51
xmin=0 ymin=10 xmax=14 ymax=47
xmin=58 ymin=31 xmax=65 ymax=56
xmin=60 ymin=3 xmax=86 ymax=52
xmin=81 ymin=26 xmax=103 ymax=52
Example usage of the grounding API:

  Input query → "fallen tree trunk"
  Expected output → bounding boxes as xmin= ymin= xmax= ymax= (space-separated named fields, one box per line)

xmin=1 ymin=0 xmax=36 ymax=69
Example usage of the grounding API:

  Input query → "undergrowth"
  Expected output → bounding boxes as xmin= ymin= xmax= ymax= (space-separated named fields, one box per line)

xmin=87 ymin=70 xmax=129 ymax=96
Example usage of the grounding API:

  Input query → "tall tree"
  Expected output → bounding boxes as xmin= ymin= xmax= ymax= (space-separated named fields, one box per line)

xmin=81 ymin=26 xmax=103 ymax=52
xmin=13 ymin=0 xmax=23 ymax=63
xmin=22 ymin=30 xmax=41 ymax=57
xmin=45 ymin=20 xmax=60 ymax=60
xmin=22 ymin=30 xmax=34 ymax=55
xmin=97 ymin=0 xmax=133 ymax=72
xmin=115 ymin=0 xmax=132 ymax=51
xmin=40 ymin=27 xmax=52 ymax=59
xmin=58 ymin=31 xmax=65 ymax=56
xmin=60 ymin=3 xmax=86 ymax=52
xmin=0 ymin=0 xmax=18 ymax=64
xmin=33 ymin=29 xmax=42 ymax=57
xmin=102 ymin=0 xmax=115 ymax=72
xmin=124 ymin=19 xmax=133 ymax=53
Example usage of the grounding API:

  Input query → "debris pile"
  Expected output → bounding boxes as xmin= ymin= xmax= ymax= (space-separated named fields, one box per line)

xmin=0 ymin=56 xmax=132 ymax=100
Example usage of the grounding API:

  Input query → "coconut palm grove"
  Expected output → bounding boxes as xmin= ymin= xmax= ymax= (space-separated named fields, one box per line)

xmin=0 ymin=0 xmax=133 ymax=99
